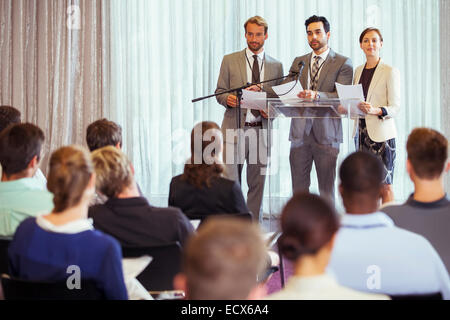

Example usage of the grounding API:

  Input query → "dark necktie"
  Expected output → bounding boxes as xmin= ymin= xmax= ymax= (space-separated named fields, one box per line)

xmin=305 ymin=56 xmax=322 ymax=135
xmin=251 ymin=54 xmax=260 ymax=117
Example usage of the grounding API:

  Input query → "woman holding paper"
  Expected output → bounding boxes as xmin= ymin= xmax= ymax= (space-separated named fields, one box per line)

xmin=354 ymin=27 xmax=400 ymax=204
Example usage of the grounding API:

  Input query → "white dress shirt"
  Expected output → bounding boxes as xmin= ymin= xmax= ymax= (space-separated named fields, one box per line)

xmin=267 ymin=273 xmax=389 ymax=300
xmin=245 ymin=48 xmax=265 ymax=123
xmin=328 ymin=212 xmax=450 ymax=299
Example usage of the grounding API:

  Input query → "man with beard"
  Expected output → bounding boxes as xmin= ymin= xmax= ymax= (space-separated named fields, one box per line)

xmin=285 ymin=15 xmax=353 ymax=202
xmin=215 ymin=16 xmax=283 ymax=222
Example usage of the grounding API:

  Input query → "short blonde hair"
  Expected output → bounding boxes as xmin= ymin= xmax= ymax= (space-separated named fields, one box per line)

xmin=244 ymin=16 xmax=268 ymax=34
xmin=91 ymin=146 xmax=133 ymax=198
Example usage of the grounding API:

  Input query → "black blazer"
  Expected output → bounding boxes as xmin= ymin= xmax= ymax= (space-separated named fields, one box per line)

xmin=88 ymin=197 xmax=194 ymax=248
xmin=168 ymin=175 xmax=250 ymax=219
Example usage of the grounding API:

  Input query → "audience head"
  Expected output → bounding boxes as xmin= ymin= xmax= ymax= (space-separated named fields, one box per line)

xmin=406 ymin=128 xmax=449 ymax=181
xmin=175 ymin=217 xmax=267 ymax=300
xmin=182 ymin=121 xmax=224 ymax=188
xmin=0 ymin=123 xmax=44 ymax=179
xmin=91 ymin=146 xmax=134 ymax=198
xmin=86 ymin=119 xmax=122 ymax=152
xmin=339 ymin=151 xmax=384 ymax=213
xmin=0 ymin=106 xmax=21 ymax=133
xmin=278 ymin=193 xmax=339 ymax=265
xmin=47 ymin=145 xmax=95 ymax=213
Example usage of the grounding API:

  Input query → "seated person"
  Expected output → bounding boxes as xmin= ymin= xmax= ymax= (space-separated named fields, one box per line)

xmin=267 ymin=192 xmax=388 ymax=300
xmin=383 ymin=128 xmax=450 ymax=273
xmin=174 ymin=216 xmax=267 ymax=299
xmin=86 ymin=118 xmax=143 ymax=204
xmin=88 ymin=146 xmax=193 ymax=247
xmin=329 ymin=151 xmax=450 ymax=299
xmin=0 ymin=123 xmax=53 ymax=236
xmin=169 ymin=121 xmax=249 ymax=219
xmin=0 ymin=106 xmax=47 ymax=189
xmin=8 ymin=145 xmax=127 ymax=300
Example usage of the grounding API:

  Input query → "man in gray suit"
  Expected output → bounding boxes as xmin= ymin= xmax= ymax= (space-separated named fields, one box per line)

xmin=215 ymin=16 xmax=283 ymax=222
xmin=286 ymin=15 xmax=353 ymax=201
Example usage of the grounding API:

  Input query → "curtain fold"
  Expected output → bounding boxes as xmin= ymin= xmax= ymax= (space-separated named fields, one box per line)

xmin=0 ymin=0 xmax=110 ymax=174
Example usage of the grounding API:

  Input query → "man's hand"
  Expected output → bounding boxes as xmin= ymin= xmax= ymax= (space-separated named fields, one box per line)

xmin=227 ymin=94 xmax=238 ymax=107
xmin=358 ymin=102 xmax=381 ymax=115
xmin=298 ymin=90 xmax=318 ymax=100
xmin=245 ymin=85 xmax=262 ymax=92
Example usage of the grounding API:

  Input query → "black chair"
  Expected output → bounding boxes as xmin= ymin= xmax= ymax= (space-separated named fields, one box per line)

xmin=121 ymin=242 xmax=182 ymax=292
xmin=1 ymin=274 xmax=105 ymax=300
xmin=0 ymin=237 xmax=12 ymax=275
xmin=390 ymin=292 xmax=443 ymax=300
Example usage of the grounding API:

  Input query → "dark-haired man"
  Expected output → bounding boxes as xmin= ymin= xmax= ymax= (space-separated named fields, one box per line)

xmin=0 ymin=106 xmax=47 ymax=189
xmin=329 ymin=151 xmax=450 ymax=298
xmin=285 ymin=15 xmax=353 ymax=202
xmin=86 ymin=118 xmax=122 ymax=152
xmin=215 ymin=16 xmax=283 ymax=222
xmin=383 ymin=128 xmax=450 ymax=272
xmin=0 ymin=123 xmax=53 ymax=236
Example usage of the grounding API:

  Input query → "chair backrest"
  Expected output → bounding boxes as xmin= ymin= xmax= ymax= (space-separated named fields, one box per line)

xmin=121 ymin=242 xmax=182 ymax=292
xmin=1 ymin=274 xmax=105 ymax=300
xmin=0 ymin=237 xmax=12 ymax=275
xmin=389 ymin=292 xmax=443 ymax=300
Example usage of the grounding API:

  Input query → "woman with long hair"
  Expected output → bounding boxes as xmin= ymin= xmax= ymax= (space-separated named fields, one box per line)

xmin=169 ymin=121 xmax=249 ymax=220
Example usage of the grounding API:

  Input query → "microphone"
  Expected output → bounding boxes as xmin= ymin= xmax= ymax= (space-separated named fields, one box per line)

xmin=297 ymin=61 xmax=305 ymax=83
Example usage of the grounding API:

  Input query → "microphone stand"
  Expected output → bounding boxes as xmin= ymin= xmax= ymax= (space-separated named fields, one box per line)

xmin=192 ymin=73 xmax=294 ymax=185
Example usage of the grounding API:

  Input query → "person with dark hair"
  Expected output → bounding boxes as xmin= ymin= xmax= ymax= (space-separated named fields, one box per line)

xmin=284 ymin=15 xmax=353 ymax=202
xmin=353 ymin=27 xmax=400 ymax=204
xmin=383 ymin=128 xmax=450 ymax=272
xmin=267 ymin=192 xmax=387 ymax=299
xmin=174 ymin=217 xmax=268 ymax=300
xmin=8 ymin=145 xmax=128 ymax=300
xmin=0 ymin=106 xmax=21 ymax=132
xmin=0 ymin=123 xmax=53 ymax=236
xmin=89 ymin=146 xmax=193 ymax=248
xmin=169 ymin=121 xmax=249 ymax=220
xmin=0 ymin=106 xmax=47 ymax=189
xmin=215 ymin=16 xmax=284 ymax=222
xmin=329 ymin=151 xmax=450 ymax=299
xmin=86 ymin=118 xmax=122 ymax=152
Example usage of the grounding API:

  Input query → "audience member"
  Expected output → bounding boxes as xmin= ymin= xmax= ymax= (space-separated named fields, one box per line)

xmin=329 ymin=151 xmax=450 ymax=299
xmin=0 ymin=123 xmax=53 ymax=236
xmin=169 ymin=121 xmax=249 ymax=220
xmin=0 ymin=106 xmax=47 ymax=188
xmin=86 ymin=118 xmax=122 ymax=152
xmin=88 ymin=146 xmax=193 ymax=247
xmin=268 ymin=192 xmax=388 ymax=300
xmin=174 ymin=217 xmax=267 ymax=299
xmin=8 ymin=145 xmax=127 ymax=299
xmin=383 ymin=128 xmax=450 ymax=272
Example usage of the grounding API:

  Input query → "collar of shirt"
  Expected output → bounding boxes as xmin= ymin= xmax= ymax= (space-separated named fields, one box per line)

xmin=340 ymin=211 xmax=395 ymax=229
xmin=246 ymin=48 xmax=265 ymax=62
xmin=285 ymin=273 xmax=341 ymax=291
xmin=0 ymin=177 xmax=43 ymax=192
xmin=311 ymin=47 xmax=330 ymax=65
xmin=405 ymin=193 xmax=450 ymax=209
xmin=36 ymin=215 xmax=94 ymax=234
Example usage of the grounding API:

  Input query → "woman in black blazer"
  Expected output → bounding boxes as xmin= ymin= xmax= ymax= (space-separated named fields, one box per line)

xmin=169 ymin=121 xmax=250 ymax=220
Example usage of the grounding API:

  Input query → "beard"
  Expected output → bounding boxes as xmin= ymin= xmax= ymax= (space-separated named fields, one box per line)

xmin=309 ymin=39 xmax=327 ymax=51
xmin=248 ymin=41 xmax=264 ymax=53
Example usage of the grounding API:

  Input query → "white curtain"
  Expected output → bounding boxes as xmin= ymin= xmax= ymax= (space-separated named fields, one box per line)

xmin=109 ymin=0 xmax=442 ymax=213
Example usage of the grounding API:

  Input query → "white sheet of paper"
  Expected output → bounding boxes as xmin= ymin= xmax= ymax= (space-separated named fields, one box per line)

xmin=240 ymin=90 xmax=267 ymax=111
xmin=272 ymin=81 xmax=303 ymax=104
xmin=335 ymin=83 xmax=365 ymax=116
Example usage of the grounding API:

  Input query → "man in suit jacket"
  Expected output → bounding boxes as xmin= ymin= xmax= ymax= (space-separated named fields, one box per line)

xmin=285 ymin=15 xmax=353 ymax=202
xmin=215 ymin=16 xmax=283 ymax=222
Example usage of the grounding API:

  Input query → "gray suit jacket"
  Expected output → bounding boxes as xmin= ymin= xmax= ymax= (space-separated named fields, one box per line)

xmin=286 ymin=49 xmax=353 ymax=144
xmin=215 ymin=49 xmax=284 ymax=146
